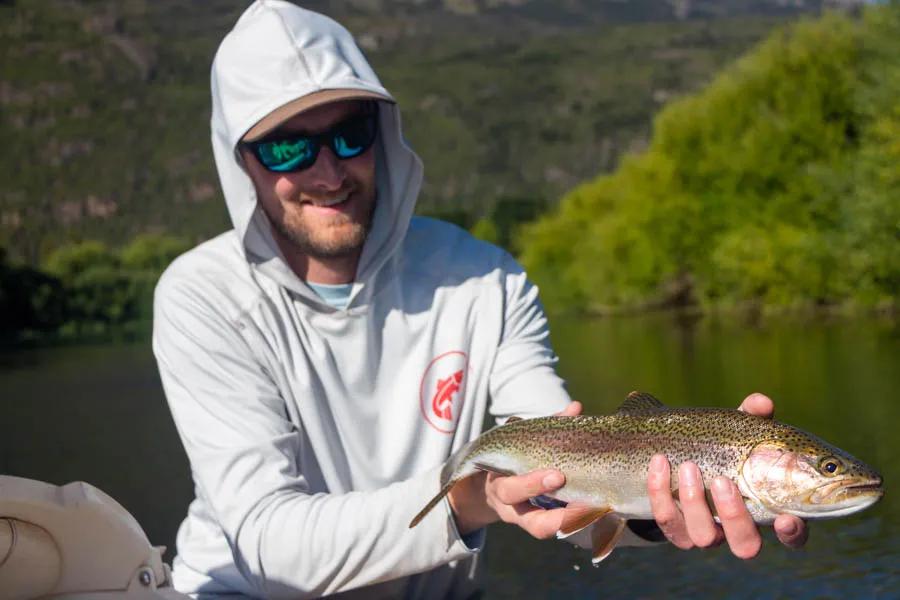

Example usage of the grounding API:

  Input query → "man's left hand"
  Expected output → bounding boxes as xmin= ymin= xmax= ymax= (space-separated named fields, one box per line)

xmin=646 ymin=393 xmax=809 ymax=559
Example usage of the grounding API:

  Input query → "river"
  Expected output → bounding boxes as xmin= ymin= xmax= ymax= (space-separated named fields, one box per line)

xmin=1 ymin=314 xmax=897 ymax=598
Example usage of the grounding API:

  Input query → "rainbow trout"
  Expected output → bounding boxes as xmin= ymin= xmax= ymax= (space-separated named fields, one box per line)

xmin=409 ymin=392 xmax=883 ymax=562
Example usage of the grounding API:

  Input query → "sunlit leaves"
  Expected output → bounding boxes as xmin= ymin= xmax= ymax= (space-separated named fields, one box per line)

xmin=521 ymin=5 xmax=899 ymax=313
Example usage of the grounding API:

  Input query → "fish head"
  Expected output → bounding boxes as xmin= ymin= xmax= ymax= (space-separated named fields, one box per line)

xmin=740 ymin=431 xmax=883 ymax=520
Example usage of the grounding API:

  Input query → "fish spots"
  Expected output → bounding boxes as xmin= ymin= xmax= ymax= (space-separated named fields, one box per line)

xmin=413 ymin=400 xmax=882 ymax=554
xmin=457 ymin=407 xmax=879 ymax=514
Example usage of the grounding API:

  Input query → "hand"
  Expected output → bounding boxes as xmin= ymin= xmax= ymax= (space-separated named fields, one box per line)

xmin=646 ymin=393 xmax=808 ymax=559
xmin=448 ymin=401 xmax=583 ymax=536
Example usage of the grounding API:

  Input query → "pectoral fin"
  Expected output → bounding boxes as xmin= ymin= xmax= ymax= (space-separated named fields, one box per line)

xmin=557 ymin=505 xmax=612 ymax=539
xmin=590 ymin=513 xmax=628 ymax=564
xmin=472 ymin=462 xmax=516 ymax=477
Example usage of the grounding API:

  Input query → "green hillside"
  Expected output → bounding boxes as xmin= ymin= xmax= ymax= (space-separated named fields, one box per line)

xmin=0 ymin=0 xmax=808 ymax=263
xmin=519 ymin=4 xmax=899 ymax=313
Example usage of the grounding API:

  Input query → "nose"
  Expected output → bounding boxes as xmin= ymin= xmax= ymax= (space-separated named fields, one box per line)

xmin=304 ymin=146 xmax=346 ymax=191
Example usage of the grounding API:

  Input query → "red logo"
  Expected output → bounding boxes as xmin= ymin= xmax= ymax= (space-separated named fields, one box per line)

xmin=420 ymin=351 xmax=468 ymax=434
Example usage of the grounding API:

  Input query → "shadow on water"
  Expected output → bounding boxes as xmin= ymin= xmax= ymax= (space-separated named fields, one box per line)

xmin=1 ymin=314 xmax=897 ymax=596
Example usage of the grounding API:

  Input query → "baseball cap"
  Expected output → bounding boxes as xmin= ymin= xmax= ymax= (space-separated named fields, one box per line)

xmin=242 ymin=88 xmax=392 ymax=142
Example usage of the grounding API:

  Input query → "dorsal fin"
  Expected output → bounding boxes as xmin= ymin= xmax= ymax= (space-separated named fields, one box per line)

xmin=617 ymin=391 xmax=666 ymax=414
xmin=505 ymin=416 xmax=523 ymax=423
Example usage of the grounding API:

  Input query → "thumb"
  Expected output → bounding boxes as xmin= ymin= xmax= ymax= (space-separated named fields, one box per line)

xmin=556 ymin=401 xmax=582 ymax=417
xmin=738 ymin=393 xmax=774 ymax=419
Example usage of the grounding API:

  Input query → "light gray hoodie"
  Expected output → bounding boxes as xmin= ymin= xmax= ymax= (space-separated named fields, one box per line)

xmin=152 ymin=1 xmax=571 ymax=598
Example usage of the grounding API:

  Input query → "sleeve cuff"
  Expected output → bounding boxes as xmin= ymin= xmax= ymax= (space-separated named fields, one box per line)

xmin=460 ymin=527 xmax=486 ymax=551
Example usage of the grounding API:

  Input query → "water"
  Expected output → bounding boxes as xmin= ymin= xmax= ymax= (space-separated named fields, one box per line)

xmin=1 ymin=314 xmax=897 ymax=598
xmin=0 ymin=342 xmax=192 ymax=560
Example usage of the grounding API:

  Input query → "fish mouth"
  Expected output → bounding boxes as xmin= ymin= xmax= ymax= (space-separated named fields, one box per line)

xmin=807 ymin=476 xmax=883 ymax=509
xmin=844 ymin=480 xmax=884 ymax=495
xmin=784 ymin=477 xmax=882 ymax=520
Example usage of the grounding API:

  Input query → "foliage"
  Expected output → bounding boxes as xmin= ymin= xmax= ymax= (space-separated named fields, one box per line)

xmin=1 ymin=234 xmax=188 ymax=338
xmin=120 ymin=233 xmax=191 ymax=271
xmin=44 ymin=240 xmax=118 ymax=280
xmin=470 ymin=217 xmax=500 ymax=245
xmin=520 ymin=4 xmax=900 ymax=313
xmin=0 ymin=0 xmax=800 ymax=263
xmin=0 ymin=248 xmax=65 ymax=336
xmin=467 ymin=196 xmax=547 ymax=251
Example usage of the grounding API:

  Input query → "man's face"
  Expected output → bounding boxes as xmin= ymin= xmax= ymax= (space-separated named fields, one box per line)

xmin=241 ymin=100 xmax=377 ymax=261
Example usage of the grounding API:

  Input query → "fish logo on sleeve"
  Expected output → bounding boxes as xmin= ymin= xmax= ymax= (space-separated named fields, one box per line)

xmin=420 ymin=351 xmax=468 ymax=434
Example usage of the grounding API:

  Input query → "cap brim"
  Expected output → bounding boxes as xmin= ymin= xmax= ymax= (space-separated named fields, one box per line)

xmin=243 ymin=89 xmax=392 ymax=142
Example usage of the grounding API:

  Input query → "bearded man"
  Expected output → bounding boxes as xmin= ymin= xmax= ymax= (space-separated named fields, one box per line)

xmin=153 ymin=2 xmax=807 ymax=598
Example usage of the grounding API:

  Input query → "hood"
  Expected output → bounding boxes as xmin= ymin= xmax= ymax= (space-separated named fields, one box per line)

xmin=210 ymin=0 xmax=424 ymax=307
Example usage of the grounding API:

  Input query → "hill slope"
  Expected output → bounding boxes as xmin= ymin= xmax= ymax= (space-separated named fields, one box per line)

xmin=0 ymin=0 xmax=815 ymax=262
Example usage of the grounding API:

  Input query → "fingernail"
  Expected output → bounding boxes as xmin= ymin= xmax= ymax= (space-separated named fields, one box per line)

xmin=542 ymin=472 xmax=564 ymax=488
xmin=681 ymin=463 xmax=699 ymax=486
xmin=713 ymin=477 xmax=734 ymax=499
xmin=781 ymin=520 xmax=798 ymax=536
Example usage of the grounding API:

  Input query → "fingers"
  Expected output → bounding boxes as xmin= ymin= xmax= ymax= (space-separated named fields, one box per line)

xmin=774 ymin=514 xmax=808 ymax=549
xmin=711 ymin=477 xmax=762 ymax=559
xmin=556 ymin=401 xmax=583 ymax=417
xmin=490 ymin=470 xmax=564 ymax=506
xmin=482 ymin=400 xmax=579 ymax=542
xmin=678 ymin=462 xmax=725 ymax=549
xmin=648 ymin=451 xmax=796 ymax=561
xmin=647 ymin=454 xmax=692 ymax=549
xmin=514 ymin=502 xmax=572 ymax=539
xmin=738 ymin=393 xmax=774 ymax=419
xmin=486 ymin=469 xmax=569 ymax=539
xmin=649 ymin=456 xmax=764 ymax=558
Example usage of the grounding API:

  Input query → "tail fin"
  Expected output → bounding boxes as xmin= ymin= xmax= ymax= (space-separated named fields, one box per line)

xmin=408 ymin=479 xmax=456 ymax=528
xmin=408 ymin=438 xmax=480 ymax=528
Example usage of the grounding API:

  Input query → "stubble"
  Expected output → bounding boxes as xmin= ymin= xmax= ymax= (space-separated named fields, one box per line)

xmin=268 ymin=194 xmax=376 ymax=260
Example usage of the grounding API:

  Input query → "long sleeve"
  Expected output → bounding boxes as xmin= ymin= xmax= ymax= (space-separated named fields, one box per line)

xmin=153 ymin=274 xmax=478 ymax=599
xmin=488 ymin=255 xmax=573 ymax=421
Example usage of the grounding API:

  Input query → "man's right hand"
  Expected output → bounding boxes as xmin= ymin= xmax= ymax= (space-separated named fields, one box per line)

xmin=447 ymin=401 xmax=583 ymax=536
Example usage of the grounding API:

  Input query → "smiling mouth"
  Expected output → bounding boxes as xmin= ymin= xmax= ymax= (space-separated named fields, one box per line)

xmin=305 ymin=191 xmax=350 ymax=208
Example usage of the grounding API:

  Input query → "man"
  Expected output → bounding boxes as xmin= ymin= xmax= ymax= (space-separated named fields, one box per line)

xmin=153 ymin=2 xmax=806 ymax=598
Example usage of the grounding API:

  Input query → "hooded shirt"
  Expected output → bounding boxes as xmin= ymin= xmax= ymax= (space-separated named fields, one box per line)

xmin=152 ymin=1 xmax=572 ymax=598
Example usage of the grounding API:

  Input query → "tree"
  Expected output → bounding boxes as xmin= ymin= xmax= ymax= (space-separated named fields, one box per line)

xmin=520 ymin=5 xmax=899 ymax=313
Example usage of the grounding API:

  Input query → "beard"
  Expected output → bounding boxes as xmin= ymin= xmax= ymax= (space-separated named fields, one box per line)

xmin=267 ymin=193 xmax=376 ymax=260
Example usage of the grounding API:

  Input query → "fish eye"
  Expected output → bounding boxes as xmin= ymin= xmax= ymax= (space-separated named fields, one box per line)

xmin=819 ymin=457 xmax=842 ymax=476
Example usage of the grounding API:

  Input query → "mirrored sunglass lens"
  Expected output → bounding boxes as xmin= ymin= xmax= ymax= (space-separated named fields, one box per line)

xmin=257 ymin=138 xmax=314 ymax=172
xmin=332 ymin=117 xmax=376 ymax=159
xmin=333 ymin=136 xmax=363 ymax=158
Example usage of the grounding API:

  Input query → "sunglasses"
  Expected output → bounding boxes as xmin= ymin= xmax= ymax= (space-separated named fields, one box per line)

xmin=244 ymin=112 xmax=378 ymax=174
